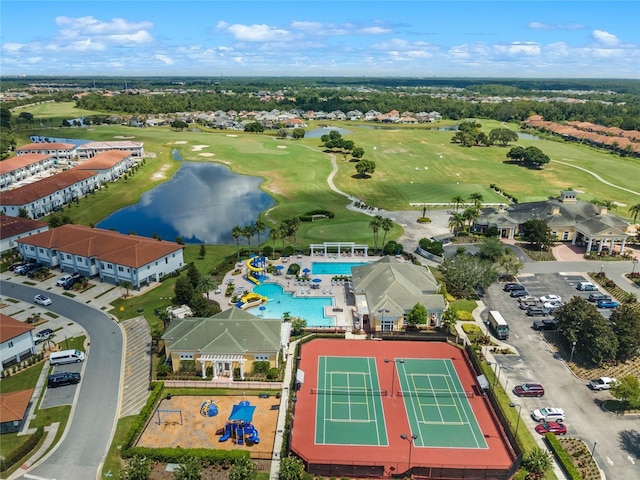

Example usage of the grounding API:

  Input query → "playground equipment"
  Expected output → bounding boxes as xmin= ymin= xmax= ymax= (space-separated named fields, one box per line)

xmin=217 ymin=400 xmax=260 ymax=446
xmin=235 ymin=292 xmax=268 ymax=309
xmin=246 ymin=256 xmax=268 ymax=285
xmin=200 ymin=400 xmax=219 ymax=417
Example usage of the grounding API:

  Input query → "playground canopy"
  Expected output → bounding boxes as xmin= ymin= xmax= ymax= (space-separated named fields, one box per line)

xmin=228 ymin=402 xmax=256 ymax=423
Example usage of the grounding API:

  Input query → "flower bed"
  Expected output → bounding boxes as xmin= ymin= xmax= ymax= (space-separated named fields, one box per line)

xmin=556 ymin=437 xmax=601 ymax=480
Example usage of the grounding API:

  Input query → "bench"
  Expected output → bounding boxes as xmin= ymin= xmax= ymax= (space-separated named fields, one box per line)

xmin=258 ymin=393 xmax=270 ymax=398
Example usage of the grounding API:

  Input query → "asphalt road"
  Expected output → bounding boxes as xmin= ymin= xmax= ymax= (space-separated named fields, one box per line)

xmin=1 ymin=281 xmax=124 ymax=480
xmin=483 ymin=273 xmax=640 ymax=480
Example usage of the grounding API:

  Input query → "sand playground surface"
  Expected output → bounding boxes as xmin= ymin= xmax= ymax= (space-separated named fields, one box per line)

xmin=136 ymin=394 xmax=281 ymax=457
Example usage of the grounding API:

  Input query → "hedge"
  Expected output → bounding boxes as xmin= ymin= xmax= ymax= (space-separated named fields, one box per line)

xmin=0 ymin=426 xmax=45 ymax=472
xmin=544 ymin=433 xmax=583 ymax=480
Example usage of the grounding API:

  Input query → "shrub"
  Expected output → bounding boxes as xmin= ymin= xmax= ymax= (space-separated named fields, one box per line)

xmin=417 ymin=217 xmax=431 ymax=223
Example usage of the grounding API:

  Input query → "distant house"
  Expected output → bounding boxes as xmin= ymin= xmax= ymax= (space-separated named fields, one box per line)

xmin=473 ymin=190 xmax=634 ymax=254
xmin=351 ymin=257 xmax=446 ymax=332
xmin=16 ymin=224 xmax=184 ymax=288
xmin=162 ymin=308 xmax=289 ymax=379
xmin=0 ymin=314 xmax=35 ymax=369
xmin=0 ymin=389 xmax=34 ymax=434
xmin=0 ymin=216 xmax=49 ymax=254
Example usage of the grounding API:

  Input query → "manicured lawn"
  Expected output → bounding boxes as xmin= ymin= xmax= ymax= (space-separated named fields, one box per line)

xmin=0 ymin=361 xmax=46 ymax=394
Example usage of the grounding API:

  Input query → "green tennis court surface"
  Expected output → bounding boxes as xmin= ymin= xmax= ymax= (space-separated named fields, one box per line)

xmin=397 ymin=358 xmax=487 ymax=449
xmin=315 ymin=356 xmax=388 ymax=446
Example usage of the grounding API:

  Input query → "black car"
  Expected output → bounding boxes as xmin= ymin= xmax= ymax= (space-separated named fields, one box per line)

xmin=47 ymin=372 xmax=81 ymax=388
xmin=588 ymin=293 xmax=612 ymax=303
xmin=19 ymin=263 xmax=42 ymax=275
xmin=63 ymin=275 xmax=84 ymax=290
xmin=9 ymin=261 xmax=28 ymax=271
xmin=532 ymin=318 xmax=559 ymax=331
xmin=503 ymin=283 xmax=525 ymax=292
xmin=527 ymin=306 xmax=551 ymax=317
xmin=510 ymin=289 xmax=530 ymax=298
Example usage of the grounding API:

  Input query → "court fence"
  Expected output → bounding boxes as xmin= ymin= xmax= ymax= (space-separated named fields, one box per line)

xmin=310 ymin=388 xmax=388 ymax=396
xmin=397 ymin=389 xmax=474 ymax=398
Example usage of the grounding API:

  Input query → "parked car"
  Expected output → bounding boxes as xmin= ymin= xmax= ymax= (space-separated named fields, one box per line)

xmin=532 ymin=318 xmax=559 ymax=331
xmin=589 ymin=377 xmax=618 ymax=391
xmin=535 ymin=421 xmax=567 ymax=435
xmin=34 ymin=294 xmax=52 ymax=306
xmin=503 ymin=283 xmax=525 ymax=292
xmin=63 ymin=275 xmax=84 ymax=290
xmin=16 ymin=263 xmax=39 ymax=275
xmin=597 ymin=299 xmax=619 ymax=309
xmin=588 ymin=293 xmax=612 ymax=303
xmin=526 ymin=306 xmax=551 ymax=317
xmin=34 ymin=328 xmax=54 ymax=343
xmin=540 ymin=295 xmax=562 ymax=303
xmin=513 ymin=383 xmax=545 ymax=397
xmin=577 ymin=281 xmax=598 ymax=291
xmin=520 ymin=300 xmax=543 ymax=310
xmin=27 ymin=266 xmax=47 ymax=278
xmin=510 ymin=289 xmax=530 ymax=298
xmin=532 ymin=407 xmax=565 ymax=423
xmin=47 ymin=372 xmax=81 ymax=388
xmin=56 ymin=273 xmax=79 ymax=287
xmin=9 ymin=261 xmax=28 ymax=271
xmin=517 ymin=295 xmax=537 ymax=303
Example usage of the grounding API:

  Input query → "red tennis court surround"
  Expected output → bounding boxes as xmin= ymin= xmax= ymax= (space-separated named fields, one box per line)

xmin=290 ymin=339 xmax=518 ymax=479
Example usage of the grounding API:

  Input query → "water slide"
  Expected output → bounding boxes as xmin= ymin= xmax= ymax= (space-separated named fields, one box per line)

xmin=235 ymin=293 xmax=268 ymax=309
xmin=246 ymin=257 xmax=266 ymax=285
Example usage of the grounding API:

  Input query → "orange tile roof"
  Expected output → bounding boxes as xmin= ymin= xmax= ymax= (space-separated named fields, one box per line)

xmin=0 ymin=153 xmax=53 ymax=175
xmin=0 ymin=313 xmax=34 ymax=342
xmin=1 ymin=169 xmax=97 ymax=205
xmin=0 ymin=389 xmax=34 ymax=423
xmin=0 ymin=216 xmax=48 ymax=240
xmin=76 ymin=150 xmax=131 ymax=170
xmin=16 ymin=142 xmax=75 ymax=152
xmin=19 ymin=224 xmax=183 ymax=268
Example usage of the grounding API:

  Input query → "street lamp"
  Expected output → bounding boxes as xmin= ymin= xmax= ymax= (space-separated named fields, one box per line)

xmin=632 ymin=258 xmax=639 ymax=275
xmin=400 ymin=433 xmax=418 ymax=473
xmin=378 ymin=308 xmax=390 ymax=332
xmin=590 ymin=440 xmax=597 ymax=460
xmin=493 ymin=362 xmax=502 ymax=387
xmin=569 ymin=341 xmax=577 ymax=364
xmin=384 ymin=358 xmax=404 ymax=397
xmin=509 ymin=403 xmax=522 ymax=439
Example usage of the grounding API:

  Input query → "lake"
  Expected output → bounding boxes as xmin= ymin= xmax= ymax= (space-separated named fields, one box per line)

xmin=97 ymin=159 xmax=274 ymax=244
xmin=305 ymin=126 xmax=352 ymax=138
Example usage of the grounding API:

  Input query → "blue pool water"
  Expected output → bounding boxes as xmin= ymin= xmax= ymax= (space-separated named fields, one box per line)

xmin=311 ymin=262 xmax=370 ymax=275
xmin=247 ymin=283 xmax=333 ymax=327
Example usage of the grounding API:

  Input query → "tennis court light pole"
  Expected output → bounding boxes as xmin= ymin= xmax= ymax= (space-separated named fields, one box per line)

xmin=400 ymin=433 xmax=418 ymax=473
xmin=384 ymin=358 xmax=404 ymax=397
xmin=509 ymin=402 xmax=522 ymax=439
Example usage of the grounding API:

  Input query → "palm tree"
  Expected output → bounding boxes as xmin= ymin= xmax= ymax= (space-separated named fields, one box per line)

xmin=369 ymin=215 xmax=382 ymax=253
xmin=462 ymin=206 xmax=480 ymax=233
xmin=196 ymin=275 xmax=217 ymax=300
xmin=231 ymin=225 xmax=243 ymax=260
xmin=468 ymin=192 xmax=484 ymax=209
xmin=243 ymin=224 xmax=255 ymax=251
xmin=380 ymin=217 xmax=393 ymax=250
xmin=278 ymin=222 xmax=289 ymax=252
xmin=288 ymin=216 xmax=301 ymax=250
xmin=628 ymin=203 xmax=640 ymax=222
xmin=254 ymin=219 xmax=266 ymax=255
xmin=448 ymin=212 xmax=466 ymax=236
xmin=269 ymin=227 xmax=279 ymax=250
xmin=450 ymin=195 xmax=465 ymax=213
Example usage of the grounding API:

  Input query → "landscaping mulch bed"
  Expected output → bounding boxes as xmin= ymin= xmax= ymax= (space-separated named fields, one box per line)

xmin=556 ymin=437 xmax=601 ymax=480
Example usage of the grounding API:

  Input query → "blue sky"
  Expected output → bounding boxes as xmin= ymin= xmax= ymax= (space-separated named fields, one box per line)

xmin=1 ymin=1 xmax=639 ymax=78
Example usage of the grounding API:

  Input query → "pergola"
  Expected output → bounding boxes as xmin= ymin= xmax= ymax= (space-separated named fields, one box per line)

xmin=310 ymin=242 xmax=369 ymax=256
xmin=197 ymin=354 xmax=246 ymax=380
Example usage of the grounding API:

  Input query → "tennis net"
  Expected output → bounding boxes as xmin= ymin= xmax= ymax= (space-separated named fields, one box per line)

xmin=398 ymin=390 xmax=474 ymax=398
xmin=310 ymin=388 xmax=388 ymax=396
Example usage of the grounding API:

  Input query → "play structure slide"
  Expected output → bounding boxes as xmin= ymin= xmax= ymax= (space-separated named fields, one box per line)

xmin=217 ymin=400 xmax=260 ymax=446
xmin=246 ymin=256 xmax=267 ymax=285
xmin=235 ymin=293 xmax=268 ymax=309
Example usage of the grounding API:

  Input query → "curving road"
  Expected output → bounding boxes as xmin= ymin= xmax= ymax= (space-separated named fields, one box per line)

xmin=2 ymin=281 xmax=124 ymax=480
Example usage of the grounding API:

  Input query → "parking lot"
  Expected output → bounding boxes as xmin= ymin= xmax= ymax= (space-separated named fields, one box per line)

xmin=481 ymin=272 xmax=638 ymax=480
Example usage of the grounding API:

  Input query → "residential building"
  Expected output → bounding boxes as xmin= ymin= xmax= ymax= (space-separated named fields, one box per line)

xmin=351 ymin=257 xmax=446 ymax=332
xmin=75 ymin=149 xmax=136 ymax=183
xmin=162 ymin=308 xmax=288 ymax=379
xmin=0 ymin=314 xmax=35 ymax=369
xmin=0 ymin=153 xmax=55 ymax=190
xmin=473 ymin=190 xmax=634 ymax=254
xmin=0 ymin=169 xmax=99 ymax=218
xmin=0 ymin=216 xmax=49 ymax=254
xmin=77 ymin=141 xmax=144 ymax=159
xmin=0 ymin=389 xmax=34 ymax=434
xmin=16 ymin=224 xmax=184 ymax=288
xmin=16 ymin=142 xmax=77 ymax=161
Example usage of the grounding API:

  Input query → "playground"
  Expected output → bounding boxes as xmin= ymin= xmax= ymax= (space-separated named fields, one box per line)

xmin=135 ymin=394 xmax=280 ymax=458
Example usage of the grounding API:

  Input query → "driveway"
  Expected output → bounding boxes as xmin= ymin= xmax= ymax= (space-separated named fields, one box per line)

xmin=483 ymin=274 xmax=639 ymax=480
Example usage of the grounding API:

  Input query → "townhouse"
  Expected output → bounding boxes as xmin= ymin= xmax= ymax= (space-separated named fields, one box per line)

xmin=77 ymin=140 xmax=144 ymax=159
xmin=74 ymin=149 xmax=136 ymax=183
xmin=0 ymin=153 xmax=55 ymax=190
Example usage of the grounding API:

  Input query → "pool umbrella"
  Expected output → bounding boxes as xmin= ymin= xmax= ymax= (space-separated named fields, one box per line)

xmin=312 ymin=278 xmax=322 ymax=283
xmin=275 ymin=265 xmax=284 ymax=270
xmin=303 ymin=268 xmax=311 ymax=274
xmin=259 ymin=306 xmax=266 ymax=317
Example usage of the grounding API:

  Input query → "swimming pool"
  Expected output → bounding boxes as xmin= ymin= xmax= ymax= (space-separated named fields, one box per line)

xmin=247 ymin=283 xmax=334 ymax=327
xmin=311 ymin=261 xmax=370 ymax=275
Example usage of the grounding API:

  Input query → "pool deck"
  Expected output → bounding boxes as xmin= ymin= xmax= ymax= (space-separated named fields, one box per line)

xmin=211 ymin=254 xmax=396 ymax=330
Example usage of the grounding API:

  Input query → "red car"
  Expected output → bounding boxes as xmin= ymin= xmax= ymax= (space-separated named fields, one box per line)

xmin=535 ymin=421 xmax=567 ymax=435
xmin=513 ymin=383 xmax=545 ymax=397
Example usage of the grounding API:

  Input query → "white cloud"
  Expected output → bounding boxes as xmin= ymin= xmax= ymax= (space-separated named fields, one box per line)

xmin=507 ymin=42 xmax=541 ymax=56
xmin=55 ymin=16 xmax=154 ymax=36
xmin=218 ymin=22 xmax=292 ymax=41
xmin=155 ymin=54 xmax=174 ymax=65
xmin=357 ymin=26 xmax=392 ymax=35
xmin=2 ymin=42 xmax=25 ymax=53
xmin=592 ymin=30 xmax=619 ymax=46
xmin=528 ymin=22 xmax=585 ymax=30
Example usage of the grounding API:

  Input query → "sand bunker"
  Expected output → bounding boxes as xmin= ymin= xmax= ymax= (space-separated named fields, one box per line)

xmin=173 ymin=141 xmax=188 ymax=144
xmin=191 ymin=145 xmax=210 ymax=151
xmin=151 ymin=164 xmax=171 ymax=181
xmin=199 ymin=153 xmax=215 ymax=157
xmin=114 ymin=135 xmax=135 ymax=139
xmin=226 ymin=134 xmax=238 ymax=138
xmin=277 ymin=145 xmax=287 ymax=149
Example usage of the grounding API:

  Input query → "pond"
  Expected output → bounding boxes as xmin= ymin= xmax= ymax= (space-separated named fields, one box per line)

xmin=517 ymin=132 xmax=541 ymax=140
xmin=29 ymin=135 xmax=89 ymax=147
xmin=97 ymin=158 xmax=274 ymax=244
xmin=305 ymin=126 xmax=352 ymax=138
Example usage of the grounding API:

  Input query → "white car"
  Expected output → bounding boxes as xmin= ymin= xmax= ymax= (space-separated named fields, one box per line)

xmin=34 ymin=294 xmax=52 ymax=306
xmin=540 ymin=295 xmax=562 ymax=303
xmin=543 ymin=300 xmax=564 ymax=309
xmin=531 ymin=407 xmax=565 ymax=423
xmin=56 ymin=274 xmax=73 ymax=287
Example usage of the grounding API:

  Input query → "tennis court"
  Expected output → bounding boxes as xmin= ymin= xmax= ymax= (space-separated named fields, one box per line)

xmin=396 ymin=358 xmax=487 ymax=449
xmin=315 ymin=356 xmax=388 ymax=446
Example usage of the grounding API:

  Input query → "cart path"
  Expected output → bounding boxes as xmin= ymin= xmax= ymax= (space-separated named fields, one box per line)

xmin=553 ymin=159 xmax=640 ymax=196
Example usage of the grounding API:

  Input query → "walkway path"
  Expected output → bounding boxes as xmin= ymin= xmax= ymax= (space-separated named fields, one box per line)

xmin=553 ymin=159 xmax=640 ymax=197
